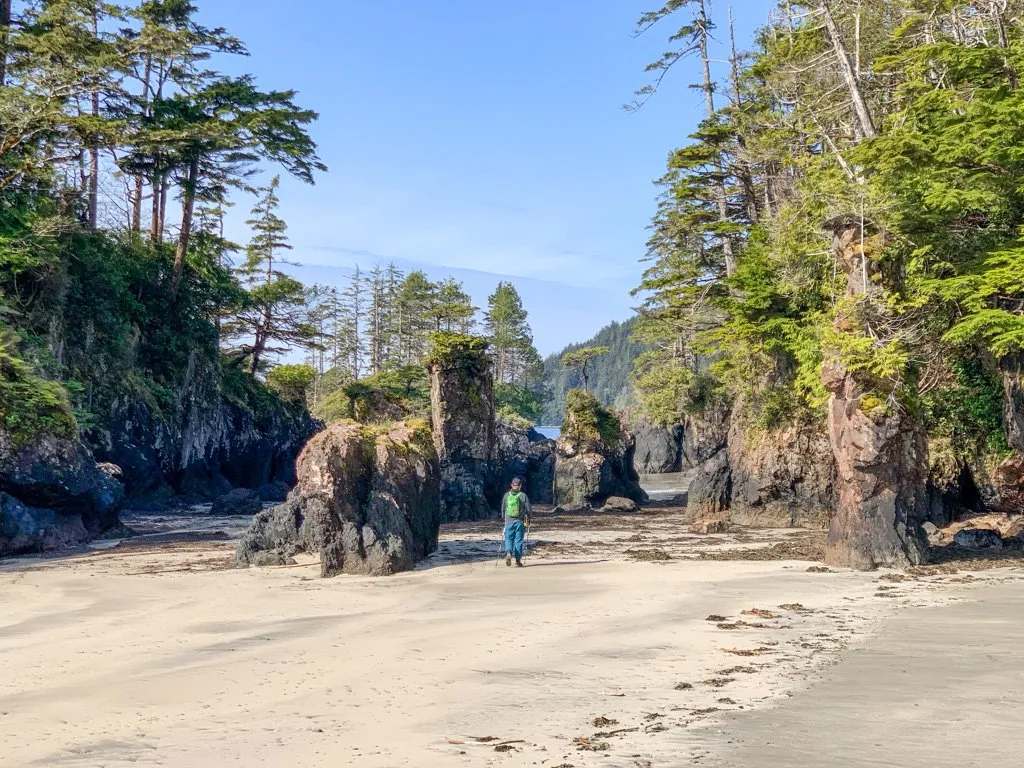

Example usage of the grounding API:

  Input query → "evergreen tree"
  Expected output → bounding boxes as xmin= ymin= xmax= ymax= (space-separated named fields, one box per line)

xmin=484 ymin=281 xmax=538 ymax=385
xmin=224 ymin=176 xmax=312 ymax=374
xmin=432 ymin=277 xmax=477 ymax=333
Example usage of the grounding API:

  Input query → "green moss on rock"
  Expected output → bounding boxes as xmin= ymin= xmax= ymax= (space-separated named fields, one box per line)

xmin=563 ymin=388 xmax=622 ymax=449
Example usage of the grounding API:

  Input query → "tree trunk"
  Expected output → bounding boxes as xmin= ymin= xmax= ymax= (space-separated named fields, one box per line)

xmin=250 ymin=325 xmax=267 ymax=375
xmin=0 ymin=0 xmax=11 ymax=88
xmin=132 ymin=55 xmax=154 ymax=233
xmin=88 ymin=93 xmax=100 ymax=229
xmin=820 ymin=0 xmax=876 ymax=140
xmin=171 ymin=155 xmax=200 ymax=296
xmin=698 ymin=0 xmax=735 ymax=276
xmin=150 ymin=169 xmax=161 ymax=244
xmin=87 ymin=11 xmax=100 ymax=229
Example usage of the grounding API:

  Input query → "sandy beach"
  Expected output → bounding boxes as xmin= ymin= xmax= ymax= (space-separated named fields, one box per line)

xmin=1 ymin=502 xmax=1021 ymax=768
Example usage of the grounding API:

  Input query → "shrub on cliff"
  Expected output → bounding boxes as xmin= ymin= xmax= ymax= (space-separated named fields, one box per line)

xmin=0 ymin=334 xmax=77 ymax=446
xmin=266 ymin=364 xmax=316 ymax=405
xmin=312 ymin=366 xmax=430 ymax=424
xmin=563 ymin=389 xmax=622 ymax=450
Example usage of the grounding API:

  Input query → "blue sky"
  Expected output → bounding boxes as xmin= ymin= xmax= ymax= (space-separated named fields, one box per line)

xmin=199 ymin=0 xmax=767 ymax=355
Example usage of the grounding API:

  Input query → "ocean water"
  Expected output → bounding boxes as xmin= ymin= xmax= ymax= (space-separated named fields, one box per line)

xmin=534 ymin=426 xmax=561 ymax=440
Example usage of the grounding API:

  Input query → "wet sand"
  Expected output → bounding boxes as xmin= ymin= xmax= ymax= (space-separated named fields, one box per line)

xmin=696 ymin=581 xmax=1024 ymax=768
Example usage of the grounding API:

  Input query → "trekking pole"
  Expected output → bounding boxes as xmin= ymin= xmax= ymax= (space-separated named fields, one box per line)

xmin=494 ymin=525 xmax=506 ymax=567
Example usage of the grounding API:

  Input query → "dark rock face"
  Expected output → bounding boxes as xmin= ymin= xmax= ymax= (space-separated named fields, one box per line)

xmin=495 ymin=421 xmax=555 ymax=504
xmin=726 ymin=412 xmax=834 ymax=529
xmin=554 ymin=431 xmax=647 ymax=509
xmin=90 ymin=355 xmax=319 ymax=501
xmin=823 ymin=365 xmax=930 ymax=570
xmin=256 ymin=480 xmax=291 ymax=503
xmin=0 ymin=492 xmax=90 ymax=556
xmin=0 ymin=428 xmax=125 ymax=556
xmin=687 ymin=450 xmax=732 ymax=520
xmin=210 ymin=487 xmax=263 ymax=517
xmin=682 ymin=406 xmax=730 ymax=467
xmin=953 ymin=528 xmax=1004 ymax=550
xmin=236 ymin=422 xmax=441 ymax=577
xmin=633 ymin=422 xmax=683 ymax=474
xmin=426 ymin=346 xmax=497 ymax=522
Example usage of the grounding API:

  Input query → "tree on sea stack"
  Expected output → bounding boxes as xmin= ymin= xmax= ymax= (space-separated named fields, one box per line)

xmin=560 ymin=346 xmax=611 ymax=392
xmin=554 ymin=389 xmax=647 ymax=508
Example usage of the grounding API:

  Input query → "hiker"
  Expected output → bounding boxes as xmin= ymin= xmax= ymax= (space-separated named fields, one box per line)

xmin=501 ymin=477 xmax=532 ymax=567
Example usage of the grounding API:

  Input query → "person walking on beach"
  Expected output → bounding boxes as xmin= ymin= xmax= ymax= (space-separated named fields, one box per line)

xmin=501 ymin=477 xmax=531 ymax=568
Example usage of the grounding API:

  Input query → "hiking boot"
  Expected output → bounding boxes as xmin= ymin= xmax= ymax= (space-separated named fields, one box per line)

xmin=515 ymin=559 xmax=524 ymax=567
xmin=505 ymin=554 xmax=512 ymax=567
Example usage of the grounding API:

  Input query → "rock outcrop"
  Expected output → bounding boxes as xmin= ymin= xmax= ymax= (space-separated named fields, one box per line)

xmin=210 ymin=487 xmax=263 ymax=517
xmin=90 ymin=354 xmax=319 ymax=501
xmin=0 ymin=428 xmax=125 ymax=556
xmin=633 ymin=422 xmax=683 ymax=474
xmin=823 ymin=366 xmax=929 ymax=569
xmin=236 ymin=421 xmax=441 ymax=577
xmin=682 ymin=406 xmax=730 ymax=468
xmin=684 ymin=406 xmax=833 ymax=529
xmin=554 ymin=390 xmax=647 ymax=508
xmin=821 ymin=218 xmax=929 ymax=569
xmin=425 ymin=335 xmax=498 ymax=521
xmin=495 ymin=420 xmax=555 ymax=504
xmin=726 ymin=411 xmax=834 ymax=529
xmin=686 ymin=449 xmax=732 ymax=519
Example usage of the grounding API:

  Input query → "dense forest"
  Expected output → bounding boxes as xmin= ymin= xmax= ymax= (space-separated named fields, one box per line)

xmin=0 ymin=0 xmax=546 ymax=469
xmin=629 ymin=0 xmax=1024 ymax=480
xmin=539 ymin=318 xmax=645 ymax=425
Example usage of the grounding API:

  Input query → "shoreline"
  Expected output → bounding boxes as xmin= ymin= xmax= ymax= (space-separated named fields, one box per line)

xmin=1 ymin=506 xmax=1021 ymax=767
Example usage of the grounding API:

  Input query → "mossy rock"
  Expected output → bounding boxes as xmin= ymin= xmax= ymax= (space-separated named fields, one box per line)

xmin=563 ymin=389 xmax=622 ymax=449
xmin=423 ymin=332 xmax=490 ymax=372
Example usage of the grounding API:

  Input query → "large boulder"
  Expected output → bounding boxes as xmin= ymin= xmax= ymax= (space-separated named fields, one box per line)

xmin=687 ymin=449 xmax=732 ymax=520
xmin=0 ymin=492 xmax=91 ymax=556
xmin=633 ymin=422 xmax=683 ymax=474
xmin=554 ymin=390 xmax=647 ymax=508
xmin=236 ymin=421 xmax=441 ymax=577
xmin=425 ymin=335 xmax=498 ymax=521
xmin=495 ymin=420 xmax=555 ymax=504
xmin=0 ymin=427 xmax=125 ymax=557
xmin=210 ymin=487 xmax=263 ymax=517
xmin=0 ymin=428 xmax=123 ymax=532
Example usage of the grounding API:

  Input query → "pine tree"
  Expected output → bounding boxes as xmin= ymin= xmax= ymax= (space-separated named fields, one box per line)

xmin=432 ymin=277 xmax=477 ymax=333
xmin=484 ymin=282 xmax=539 ymax=385
xmin=224 ymin=176 xmax=312 ymax=374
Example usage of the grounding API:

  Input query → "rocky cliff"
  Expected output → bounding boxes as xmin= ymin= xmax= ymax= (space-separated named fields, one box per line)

xmin=686 ymin=408 xmax=834 ymax=529
xmin=496 ymin=420 xmax=555 ymax=504
xmin=89 ymin=356 xmax=319 ymax=501
xmin=236 ymin=421 xmax=441 ymax=577
xmin=821 ymin=219 xmax=929 ymax=569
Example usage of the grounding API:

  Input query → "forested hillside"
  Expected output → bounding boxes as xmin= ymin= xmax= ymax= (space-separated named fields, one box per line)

xmin=632 ymin=0 xmax=1024 ymax=445
xmin=630 ymin=0 xmax=1024 ymax=565
xmin=539 ymin=318 xmax=645 ymax=424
